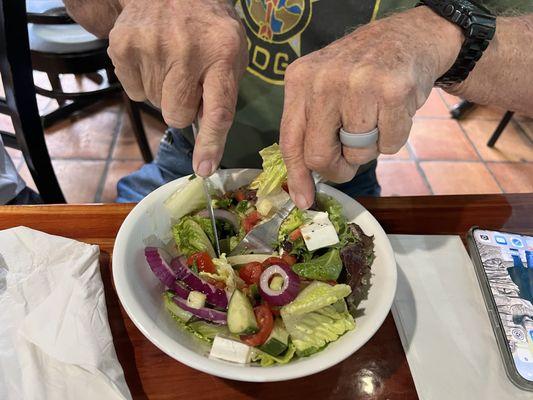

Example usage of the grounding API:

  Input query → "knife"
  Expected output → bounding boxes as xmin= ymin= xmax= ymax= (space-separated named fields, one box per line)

xmin=192 ymin=118 xmax=221 ymax=257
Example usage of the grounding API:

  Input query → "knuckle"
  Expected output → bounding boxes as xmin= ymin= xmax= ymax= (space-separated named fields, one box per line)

xmin=379 ymin=144 xmax=402 ymax=155
xmin=304 ymin=152 xmax=331 ymax=171
xmin=380 ymin=79 xmax=415 ymax=105
xmin=205 ymin=106 xmax=234 ymax=127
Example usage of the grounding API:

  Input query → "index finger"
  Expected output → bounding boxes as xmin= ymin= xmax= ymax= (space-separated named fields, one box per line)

xmin=193 ymin=65 xmax=239 ymax=177
xmin=279 ymin=78 xmax=315 ymax=210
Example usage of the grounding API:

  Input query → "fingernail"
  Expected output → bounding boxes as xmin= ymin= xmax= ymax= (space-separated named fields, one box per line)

xmin=295 ymin=193 xmax=310 ymax=210
xmin=196 ymin=160 xmax=214 ymax=177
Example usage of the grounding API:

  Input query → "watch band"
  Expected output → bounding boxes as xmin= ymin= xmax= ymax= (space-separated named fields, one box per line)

xmin=417 ymin=0 xmax=496 ymax=87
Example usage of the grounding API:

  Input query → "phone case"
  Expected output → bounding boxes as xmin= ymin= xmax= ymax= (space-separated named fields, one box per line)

xmin=467 ymin=226 xmax=533 ymax=391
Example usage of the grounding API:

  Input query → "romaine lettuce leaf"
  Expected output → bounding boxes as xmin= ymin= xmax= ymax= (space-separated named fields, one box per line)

xmin=172 ymin=216 xmax=215 ymax=258
xmin=280 ymin=282 xmax=354 ymax=356
xmin=251 ymin=343 xmax=297 ymax=367
xmin=291 ymin=249 xmax=342 ymax=281
xmin=249 ymin=143 xmax=287 ymax=198
xmin=164 ymin=175 xmax=207 ymax=220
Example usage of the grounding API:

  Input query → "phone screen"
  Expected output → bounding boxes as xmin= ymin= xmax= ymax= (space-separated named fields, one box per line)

xmin=473 ymin=229 xmax=533 ymax=382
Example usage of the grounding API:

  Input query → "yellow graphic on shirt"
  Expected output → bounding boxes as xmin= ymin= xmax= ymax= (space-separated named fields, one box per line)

xmin=235 ymin=0 xmax=319 ymax=85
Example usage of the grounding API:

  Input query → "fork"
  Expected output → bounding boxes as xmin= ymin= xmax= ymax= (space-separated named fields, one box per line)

xmin=228 ymin=173 xmax=323 ymax=256
xmin=229 ymin=198 xmax=296 ymax=255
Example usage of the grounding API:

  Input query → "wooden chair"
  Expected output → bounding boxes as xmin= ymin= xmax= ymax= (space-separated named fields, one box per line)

xmin=0 ymin=0 xmax=65 ymax=203
xmin=26 ymin=0 xmax=154 ymax=163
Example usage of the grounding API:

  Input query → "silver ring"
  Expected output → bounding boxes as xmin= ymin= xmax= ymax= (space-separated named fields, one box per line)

xmin=339 ymin=127 xmax=379 ymax=148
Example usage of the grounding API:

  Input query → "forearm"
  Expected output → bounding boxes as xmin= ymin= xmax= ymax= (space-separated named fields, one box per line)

xmin=63 ymin=0 xmax=125 ymax=38
xmin=446 ymin=14 xmax=533 ymax=117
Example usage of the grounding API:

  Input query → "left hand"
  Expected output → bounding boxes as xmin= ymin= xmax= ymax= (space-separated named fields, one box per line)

xmin=279 ymin=6 xmax=463 ymax=209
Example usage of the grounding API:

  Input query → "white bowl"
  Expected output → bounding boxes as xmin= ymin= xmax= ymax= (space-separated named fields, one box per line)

xmin=112 ymin=169 xmax=396 ymax=382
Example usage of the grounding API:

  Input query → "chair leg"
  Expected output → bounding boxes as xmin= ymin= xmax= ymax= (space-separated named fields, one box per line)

xmin=46 ymin=73 xmax=66 ymax=106
xmin=123 ymin=92 xmax=153 ymax=163
xmin=450 ymin=100 xmax=475 ymax=119
xmin=487 ymin=111 xmax=514 ymax=147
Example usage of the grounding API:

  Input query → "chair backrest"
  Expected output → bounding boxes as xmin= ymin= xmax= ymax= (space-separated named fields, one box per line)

xmin=26 ymin=0 xmax=74 ymax=24
xmin=0 ymin=0 xmax=65 ymax=203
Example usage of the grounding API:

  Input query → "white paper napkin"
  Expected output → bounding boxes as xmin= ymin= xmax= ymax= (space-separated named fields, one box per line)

xmin=390 ymin=234 xmax=531 ymax=400
xmin=0 ymin=226 xmax=131 ymax=400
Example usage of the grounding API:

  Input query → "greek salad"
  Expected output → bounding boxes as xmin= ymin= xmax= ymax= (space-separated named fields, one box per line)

xmin=144 ymin=144 xmax=375 ymax=366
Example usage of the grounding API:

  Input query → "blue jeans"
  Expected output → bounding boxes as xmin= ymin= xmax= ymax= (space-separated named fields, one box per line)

xmin=117 ymin=128 xmax=380 ymax=202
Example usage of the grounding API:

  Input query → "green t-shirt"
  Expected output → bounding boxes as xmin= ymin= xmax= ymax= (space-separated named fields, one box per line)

xmin=184 ymin=0 xmax=530 ymax=169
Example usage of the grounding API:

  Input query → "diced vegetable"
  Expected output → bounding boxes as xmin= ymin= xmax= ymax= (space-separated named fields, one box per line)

xmin=210 ymin=336 xmax=252 ymax=364
xmin=238 ymin=261 xmax=263 ymax=285
xmin=292 ymin=249 xmax=343 ymax=281
xmin=186 ymin=291 xmax=206 ymax=309
xmin=172 ymin=216 xmax=216 ymax=258
xmin=163 ymin=291 xmax=193 ymax=322
xmin=240 ymin=304 xmax=274 ymax=347
xmin=258 ymin=318 xmax=289 ymax=356
xmin=187 ymin=251 xmax=216 ymax=274
xmin=171 ymin=256 xmax=228 ymax=308
xmin=243 ymin=211 xmax=262 ymax=233
xmin=269 ymin=275 xmax=284 ymax=291
xmin=227 ymin=290 xmax=258 ymax=334
xmin=164 ymin=175 xmax=206 ymax=220
xmin=199 ymin=254 xmax=243 ymax=296
xmin=256 ymin=189 xmax=290 ymax=217
xmin=170 ymin=295 xmax=227 ymax=324
xmin=278 ymin=208 xmax=306 ymax=242
xmin=251 ymin=343 xmax=296 ymax=367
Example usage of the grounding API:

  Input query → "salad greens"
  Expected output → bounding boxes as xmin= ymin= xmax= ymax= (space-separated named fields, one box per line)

xmin=145 ymin=143 xmax=376 ymax=367
xmin=292 ymin=248 xmax=343 ymax=281
xmin=280 ymin=282 xmax=354 ymax=356
xmin=249 ymin=143 xmax=287 ymax=198
xmin=172 ymin=216 xmax=216 ymax=258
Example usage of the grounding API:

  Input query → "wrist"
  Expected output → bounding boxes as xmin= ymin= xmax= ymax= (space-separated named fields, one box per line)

xmin=415 ymin=6 xmax=465 ymax=77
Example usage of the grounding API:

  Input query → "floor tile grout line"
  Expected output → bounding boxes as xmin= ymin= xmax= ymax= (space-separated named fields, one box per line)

xmin=512 ymin=119 xmax=533 ymax=145
xmin=455 ymin=119 xmax=505 ymax=193
xmin=93 ymin=105 xmax=124 ymax=202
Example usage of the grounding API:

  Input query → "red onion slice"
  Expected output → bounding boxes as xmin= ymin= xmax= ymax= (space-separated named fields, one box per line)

xmin=196 ymin=208 xmax=239 ymax=232
xmin=259 ymin=264 xmax=300 ymax=306
xmin=170 ymin=296 xmax=227 ymax=325
xmin=145 ymin=247 xmax=189 ymax=299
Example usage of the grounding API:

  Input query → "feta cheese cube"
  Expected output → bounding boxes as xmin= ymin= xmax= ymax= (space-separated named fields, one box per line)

xmin=300 ymin=211 xmax=339 ymax=251
xmin=209 ymin=336 xmax=252 ymax=364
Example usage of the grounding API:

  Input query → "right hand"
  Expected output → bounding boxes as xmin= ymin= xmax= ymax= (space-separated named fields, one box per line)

xmin=108 ymin=0 xmax=248 ymax=177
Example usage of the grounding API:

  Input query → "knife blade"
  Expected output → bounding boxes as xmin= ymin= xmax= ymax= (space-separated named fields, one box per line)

xmin=192 ymin=119 xmax=221 ymax=257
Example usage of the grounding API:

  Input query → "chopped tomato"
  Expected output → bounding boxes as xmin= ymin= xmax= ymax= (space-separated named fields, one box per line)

xmin=269 ymin=305 xmax=281 ymax=316
xmin=186 ymin=252 xmax=216 ymax=274
xmin=326 ymin=280 xmax=337 ymax=286
xmin=234 ymin=190 xmax=246 ymax=202
xmin=239 ymin=261 xmax=263 ymax=285
xmin=243 ymin=211 xmax=261 ymax=233
xmin=288 ymin=228 xmax=302 ymax=241
xmin=240 ymin=304 xmax=274 ymax=347
xmin=262 ymin=257 xmax=288 ymax=268
xmin=281 ymin=253 xmax=297 ymax=266
xmin=281 ymin=181 xmax=289 ymax=193
xmin=213 ymin=281 xmax=226 ymax=290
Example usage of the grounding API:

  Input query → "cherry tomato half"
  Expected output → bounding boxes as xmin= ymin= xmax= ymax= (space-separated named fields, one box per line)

xmin=281 ymin=253 xmax=297 ymax=266
xmin=243 ymin=210 xmax=262 ymax=233
xmin=240 ymin=304 xmax=274 ymax=347
xmin=238 ymin=261 xmax=263 ymax=285
xmin=187 ymin=252 xmax=216 ymax=274
xmin=288 ymin=228 xmax=302 ymax=241
xmin=262 ymin=257 xmax=288 ymax=268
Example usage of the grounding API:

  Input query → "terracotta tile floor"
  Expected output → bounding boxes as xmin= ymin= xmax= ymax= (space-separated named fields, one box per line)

xmin=4 ymin=73 xmax=533 ymax=202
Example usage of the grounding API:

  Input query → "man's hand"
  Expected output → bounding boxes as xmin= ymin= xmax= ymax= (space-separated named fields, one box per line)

xmin=280 ymin=6 xmax=463 ymax=209
xmin=108 ymin=0 xmax=248 ymax=177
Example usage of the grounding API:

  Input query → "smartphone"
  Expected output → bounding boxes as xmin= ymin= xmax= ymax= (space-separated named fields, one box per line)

xmin=468 ymin=227 xmax=533 ymax=391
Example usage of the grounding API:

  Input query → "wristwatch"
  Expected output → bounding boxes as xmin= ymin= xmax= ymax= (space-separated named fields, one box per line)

xmin=417 ymin=0 xmax=496 ymax=87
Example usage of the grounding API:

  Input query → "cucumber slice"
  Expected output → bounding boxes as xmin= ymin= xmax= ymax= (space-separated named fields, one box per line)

xmin=258 ymin=318 xmax=289 ymax=356
xmin=164 ymin=292 xmax=193 ymax=322
xmin=249 ymin=284 xmax=261 ymax=303
xmin=227 ymin=289 xmax=258 ymax=335
xmin=269 ymin=275 xmax=284 ymax=291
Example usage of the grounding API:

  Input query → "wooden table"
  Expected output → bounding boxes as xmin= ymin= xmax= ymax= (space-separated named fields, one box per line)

xmin=1 ymin=194 xmax=532 ymax=400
